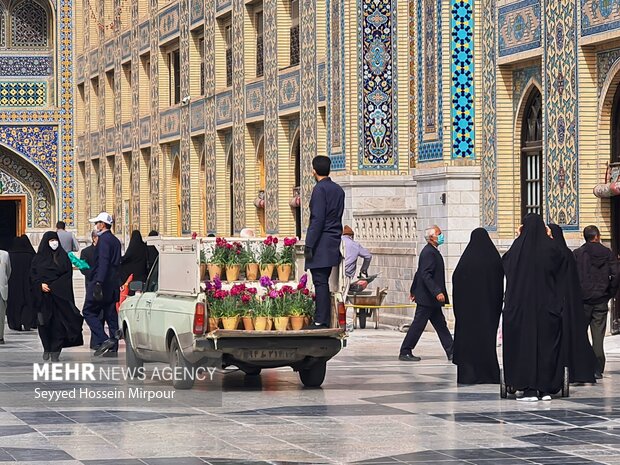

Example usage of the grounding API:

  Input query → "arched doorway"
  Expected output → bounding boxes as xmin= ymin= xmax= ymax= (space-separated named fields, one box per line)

xmin=257 ymin=135 xmax=266 ymax=236
xmin=609 ymin=83 xmax=620 ymax=333
xmin=292 ymin=130 xmax=301 ymax=238
xmin=520 ymin=88 xmax=543 ymax=219
xmin=172 ymin=156 xmax=181 ymax=236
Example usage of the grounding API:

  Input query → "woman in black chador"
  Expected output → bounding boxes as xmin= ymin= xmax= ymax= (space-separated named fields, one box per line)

xmin=120 ymin=230 xmax=149 ymax=284
xmin=146 ymin=230 xmax=159 ymax=274
xmin=31 ymin=231 xmax=83 ymax=361
xmin=452 ymin=228 xmax=504 ymax=384
xmin=502 ymin=213 xmax=564 ymax=401
xmin=7 ymin=235 xmax=36 ymax=331
xmin=549 ymin=224 xmax=597 ymax=384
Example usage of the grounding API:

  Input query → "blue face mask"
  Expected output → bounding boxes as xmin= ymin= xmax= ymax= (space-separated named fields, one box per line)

xmin=437 ymin=233 xmax=445 ymax=246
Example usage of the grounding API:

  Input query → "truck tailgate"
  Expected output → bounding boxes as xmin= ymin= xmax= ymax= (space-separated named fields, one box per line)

xmin=204 ymin=328 xmax=345 ymax=338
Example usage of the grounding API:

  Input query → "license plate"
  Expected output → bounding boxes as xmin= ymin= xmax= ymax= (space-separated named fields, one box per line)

xmin=241 ymin=349 xmax=297 ymax=361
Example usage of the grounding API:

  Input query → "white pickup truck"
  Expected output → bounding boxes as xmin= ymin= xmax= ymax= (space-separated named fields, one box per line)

xmin=118 ymin=238 xmax=347 ymax=389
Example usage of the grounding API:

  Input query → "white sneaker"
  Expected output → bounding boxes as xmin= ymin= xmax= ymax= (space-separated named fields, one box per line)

xmin=540 ymin=394 xmax=552 ymax=401
xmin=517 ymin=396 xmax=539 ymax=402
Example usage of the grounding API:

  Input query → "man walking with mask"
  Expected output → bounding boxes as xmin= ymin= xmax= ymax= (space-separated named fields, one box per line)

xmin=399 ymin=225 xmax=453 ymax=361
xmin=82 ymin=212 xmax=122 ymax=356
xmin=304 ymin=156 xmax=345 ymax=329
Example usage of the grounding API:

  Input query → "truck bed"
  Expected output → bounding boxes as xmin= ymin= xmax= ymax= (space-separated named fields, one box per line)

xmin=205 ymin=328 xmax=345 ymax=338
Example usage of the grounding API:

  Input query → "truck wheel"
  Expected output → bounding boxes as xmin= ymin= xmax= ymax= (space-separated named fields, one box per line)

xmin=358 ymin=310 xmax=367 ymax=329
xmin=169 ymin=338 xmax=195 ymax=390
xmin=299 ymin=361 xmax=326 ymax=388
xmin=125 ymin=332 xmax=143 ymax=377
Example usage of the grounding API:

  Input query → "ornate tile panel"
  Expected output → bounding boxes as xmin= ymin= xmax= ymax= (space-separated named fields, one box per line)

xmin=150 ymin=0 xmax=160 ymax=229
xmin=232 ymin=0 xmax=245 ymax=233
xmin=90 ymin=132 xmax=100 ymax=158
xmin=131 ymin=0 xmax=141 ymax=229
xmin=0 ymin=82 xmax=47 ymax=106
xmin=215 ymin=90 xmax=232 ymax=125
xmin=160 ymin=107 xmax=181 ymax=140
xmin=451 ymin=0 xmax=475 ymax=159
xmin=122 ymin=122 xmax=132 ymax=150
xmin=139 ymin=20 xmax=150 ymax=52
xmin=327 ymin=0 xmax=345 ymax=169
xmin=191 ymin=0 xmax=203 ymax=25
xmin=180 ymin=0 xmax=192 ymax=234
xmin=498 ymin=0 xmax=541 ymax=57
xmin=423 ymin=0 xmax=439 ymax=137
xmin=481 ymin=0 xmax=498 ymax=229
xmin=159 ymin=3 xmax=180 ymax=43
xmin=544 ymin=0 xmax=579 ymax=228
xmin=582 ymin=0 xmax=620 ymax=36
xmin=216 ymin=0 xmax=231 ymax=12
xmin=263 ymin=0 xmax=279 ymax=234
xmin=76 ymin=55 xmax=84 ymax=83
xmin=121 ymin=31 xmax=131 ymax=62
xmin=358 ymin=0 xmax=398 ymax=170
xmin=190 ymin=97 xmax=205 ymax=133
xmin=0 ymin=125 xmax=59 ymax=184
xmin=279 ymin=69 xmax=300 ymax=110
xmin=0 ymin=56 xmax=53 ymax=76
xmin=416 ymin=0 xmax=444 ymax=162
xmin=89 ymin=49 xmax=98 ymax=76
xmin=140 ymin=116 xmax=151 ymax=146
xmin=513 ymin=65 xmax=541 ymax=113
xmin=77 ymin=134 xmax=85 ymax=161
xmin=245 ymin=80 xmax=264 ymax=118
xmin=105 ymin=127 xmax=115 ymax=154
xmin=318 ymin=61 xmax=326 ymax=102
xmin=300 ymin=0 xmax=317 ymax=227
xmin=105 ymin=41 xmax=114 ymax=69
xmin=204 ymin=0 xmax=217 ymax=234
xmin=597 ymin=47 xmax=620 ymax=95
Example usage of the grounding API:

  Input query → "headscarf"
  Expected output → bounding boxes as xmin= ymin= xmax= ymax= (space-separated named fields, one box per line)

xmin=30 ymin=231 xmax=74 ymax=304
xmin=11 ymin=235 xmax=35 ymax=254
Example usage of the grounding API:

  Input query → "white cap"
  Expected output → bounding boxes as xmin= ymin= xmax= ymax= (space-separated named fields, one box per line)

xmin=89 ymin=212 xmax=113 ymax=225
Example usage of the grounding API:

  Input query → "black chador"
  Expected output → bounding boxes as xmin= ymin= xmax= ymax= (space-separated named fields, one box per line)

xmin=7 ymin=235 xmax=36 ymax=331
xmin=452 ymin=228 xmax=503 ymax=384
xmin=502 ymin=214 xmax=564 ymax=395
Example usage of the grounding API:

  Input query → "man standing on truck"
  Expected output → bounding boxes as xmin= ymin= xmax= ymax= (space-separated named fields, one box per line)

xmin=82 ymin=212 xmax=122 ymax=356
xmin=304 ymin=156 xmax=345 ymax=329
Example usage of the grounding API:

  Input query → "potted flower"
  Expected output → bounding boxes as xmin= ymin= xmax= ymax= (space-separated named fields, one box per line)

xmin=259 ymin=235 xmax=278 ymax=278
xmin=208 ymin=237 xmax=229 ymax=279
xmin=240 ymin=241 xmax=259 ymax=281
xmin=218 ymin=292 xmax=241 ymax=330
xmin=277 ymin=237 xmax=297 ymax=281
xmin=224 ymin=241 xmax=243 ymax=282
xmin=200 ymin=249 xmax=208 ymax=281
xmin=231 ymin=283 xmax=257 ymax=330
xmin=272 ymin=284 xmax=295 ymax=331
xmin=205 ymin=277 xmax=225 ymax=331
xmin=253 ymin=297 xmax=272 ymax=330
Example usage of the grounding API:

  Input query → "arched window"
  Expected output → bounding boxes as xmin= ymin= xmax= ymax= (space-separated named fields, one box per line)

xmin=0 ymin=3 xmax=7 ymax=48
xmin=520 ymin=88 xmax=543 ymax=219
xmin=11 ymin=0 xmax=49 ymax=48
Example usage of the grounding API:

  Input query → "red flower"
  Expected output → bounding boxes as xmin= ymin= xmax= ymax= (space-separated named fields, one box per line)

xmin=248 ymin=287 xmax=257 ymax=295
xmin=302 ymin=288 xmax=310 ymax=296
xmin=281 ymin=285 xmax=294 ymax=294
xmin=241 ymin=294 xmax=251 ymax=304
xmin=273 ymin=237 xmax=279 ymax=244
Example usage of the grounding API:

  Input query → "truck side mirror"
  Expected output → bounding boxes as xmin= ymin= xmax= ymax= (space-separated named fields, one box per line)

xmin=129 ymin=281 xmax=144 ymax=292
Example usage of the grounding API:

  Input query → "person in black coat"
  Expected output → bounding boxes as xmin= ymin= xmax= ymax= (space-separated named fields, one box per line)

xmin=452 ymin=228 xmax=503 ymax=384
xmin=549 ymin=224 xmax=597 ymax=383
xmin=503 ymin=214 xmax=564 ymax=401
xmin=79 ymin=231 xmax=98 ymax=287
xmin=82 ymin=213 xmax=122 ymax=356
xmin=146 ymin=230 xmax=159 ymax=274
xmin=304 ymin=156 xmax=345 ymax=328
xmin=399 ymin=225 xmax=453 ymax=361
xmin=120 ymin=230 xmax=148 ymax=284
xmin=31 ymin=231 xmax=84 ymax=362
xmin=7 ymin=235 xmax=36 ymax=331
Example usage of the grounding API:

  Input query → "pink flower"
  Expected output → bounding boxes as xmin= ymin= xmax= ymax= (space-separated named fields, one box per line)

xmin=260 ymin=276 xmax=273 ymax=288
xmin=281 ymin=285 xmax=294 ymax=294
xmin=241 ymin=294 xmax=251 ymax=304
xmin=269 ymin=290 xmax=279 ymax=299
xmin=273 ymin=237 xmax=279 ymax=244
xmin=299 ymin=273 xmax=308 ymax=288
xmin=248 ymin=287 xmax=257 ymax=295
xmin=213 ymin=276 xmax=222 ymax=290
xmin=302 ymin=288 xmax=310 ymax=296
xmin=191 ymin=232 xmax=197 ymax=239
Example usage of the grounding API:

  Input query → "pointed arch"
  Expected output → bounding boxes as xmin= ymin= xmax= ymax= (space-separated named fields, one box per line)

xmin=10 ymin=0 xmax=51 ymax=48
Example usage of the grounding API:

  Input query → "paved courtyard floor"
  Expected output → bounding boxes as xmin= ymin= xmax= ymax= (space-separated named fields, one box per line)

xmin=1 ymin=316 xmax=620 ymax=465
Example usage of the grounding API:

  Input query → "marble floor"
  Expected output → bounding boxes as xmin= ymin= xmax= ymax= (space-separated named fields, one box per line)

xmin=0 ymin=319 xmax=619 ymax=465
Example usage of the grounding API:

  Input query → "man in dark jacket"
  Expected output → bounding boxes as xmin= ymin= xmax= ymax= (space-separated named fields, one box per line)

xmin=574 ymin=225 xmax=620 ymax=378
xmin=304 ymin=156 xmax=345 ymax=328
xmin=399 ymin=225 xmax=453 ymax=361
xmin=82 ymin=212 xmax=122 ymax=356
xmin=79 ymin=231 xmax=98 ymax=288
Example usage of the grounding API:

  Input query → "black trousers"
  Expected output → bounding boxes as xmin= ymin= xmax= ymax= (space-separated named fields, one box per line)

xmin=584 ymin=302 xmax=609 ymax=373
xmin=311 ymin=267 xmax=332 ymax=326
xmin=82 ymin=298 xmax=119 ymax=350
xmin=400 ymin=304 xmax=453 ymax=356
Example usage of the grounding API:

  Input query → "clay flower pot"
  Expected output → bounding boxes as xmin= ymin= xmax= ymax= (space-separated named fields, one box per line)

xmin=260 ymin=264 xmax=275 ymax=279
xmin=242 ymin=316 xmax=255 ymax=330
xmin=200 ymin=263 xmax=208 ymax=280
xmin=208 ymin=264 xmax=222 ymax=280
xmin=277 ymin=264 xmax=292 ymax=282
xmin=254 ymin=317 xmax=269 ymax=331
xmin=221 ymin=316 xmax=239 ymax=330
xmin=289 ymin=315 xmax=305 ymax=331
xmin=274 ymin=316 xmax=289 ymax=331
xmin=226 ymin=264 xmax=241 ymax=282
xmin=246 ymin=263 xmax=259 ymax=281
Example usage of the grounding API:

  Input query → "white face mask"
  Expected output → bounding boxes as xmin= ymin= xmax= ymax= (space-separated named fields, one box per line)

xmin=49 ymin=240 xmax=59 ymax=251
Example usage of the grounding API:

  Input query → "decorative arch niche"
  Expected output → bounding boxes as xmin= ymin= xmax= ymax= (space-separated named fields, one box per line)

xmin=0 ymin=147 xmax=54 ymax=228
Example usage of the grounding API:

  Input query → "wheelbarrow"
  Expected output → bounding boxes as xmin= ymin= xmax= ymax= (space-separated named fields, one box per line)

xmin=348 ymin=287 xmax=389 ymax=329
